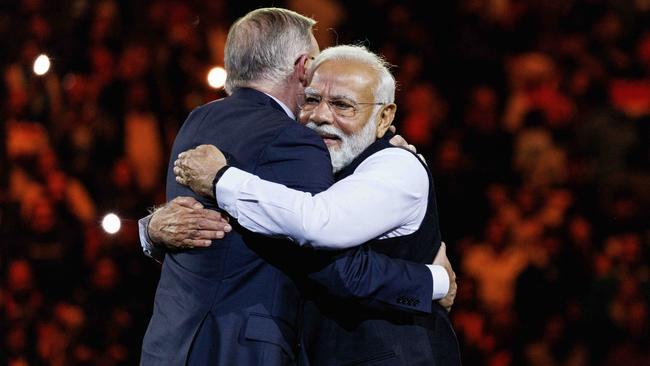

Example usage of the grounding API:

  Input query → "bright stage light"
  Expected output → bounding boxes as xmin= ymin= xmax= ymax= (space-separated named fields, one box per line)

xmin=102 ymin=213 xmax=121 ymax=234
xmin=33 ymin=54 xmax=51 ymax=76
xmin=207 ymin=66 xmax=227 ymax=89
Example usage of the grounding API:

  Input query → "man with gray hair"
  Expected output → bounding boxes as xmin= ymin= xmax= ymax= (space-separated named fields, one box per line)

xmin=140 ymin=8 xmax=457 ymax=366
xmin=171 ymin=44 xmax=461 ymax=365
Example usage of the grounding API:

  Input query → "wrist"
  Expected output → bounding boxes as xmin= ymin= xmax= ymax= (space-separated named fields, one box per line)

xmin=426 ymin=264 xmax=450 ymax=300
xmin=211 ymin=165 xmax=231 ymax=200
xmin=146 ymin=218 xmax=161 ymax=246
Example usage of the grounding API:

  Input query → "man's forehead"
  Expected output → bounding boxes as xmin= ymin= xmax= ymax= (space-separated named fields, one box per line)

xmin=307 ymin=60 xmax=377 ymax=98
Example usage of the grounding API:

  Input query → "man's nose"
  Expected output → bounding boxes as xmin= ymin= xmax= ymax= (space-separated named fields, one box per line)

xmin=310 ymin=100 xmax=334 ymax=126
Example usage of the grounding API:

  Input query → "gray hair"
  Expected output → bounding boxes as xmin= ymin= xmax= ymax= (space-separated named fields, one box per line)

xmin=309 ymin=45 xmax=396 ymax=104
xmin=224 ymin=8 xmax=316 ymax=94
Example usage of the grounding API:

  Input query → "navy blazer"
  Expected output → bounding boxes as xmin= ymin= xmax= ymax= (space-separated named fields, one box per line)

xmin=140 ymin=89 xmax=434 ymax=366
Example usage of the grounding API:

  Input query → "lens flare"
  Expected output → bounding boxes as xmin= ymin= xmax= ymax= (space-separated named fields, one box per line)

xmin=33 ymin=54 xmax=51 ymax=75
xmin=102 ymin=213 xmax=121 ymax=234
xmin=207 ymin=66 xmax=227 ymax=89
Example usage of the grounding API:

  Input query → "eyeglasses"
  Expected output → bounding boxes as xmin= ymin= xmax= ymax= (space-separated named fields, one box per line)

xmin=297 ymin=93 xmax=385 ymax=118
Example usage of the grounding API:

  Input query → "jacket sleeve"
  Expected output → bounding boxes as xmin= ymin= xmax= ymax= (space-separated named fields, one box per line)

xmin=306 ymin=245 xmax=434 ymax=313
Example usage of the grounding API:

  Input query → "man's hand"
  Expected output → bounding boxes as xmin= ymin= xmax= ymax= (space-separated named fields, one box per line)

xmin=388 ymin=126 xmax=427 ymax=165
xmin=174 ymin=144 xmax=227 ymax=198
xmin=433 ymin=242 xmax=457 ymax=312
xmin=148 ymin=197 xmax=231 ymax=249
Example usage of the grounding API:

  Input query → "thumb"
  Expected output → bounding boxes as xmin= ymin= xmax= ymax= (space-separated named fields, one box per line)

xmin=173 ymin=196 xmax=202 ymax=209
xmin=433 ymin=242 xmax=447 ymax=263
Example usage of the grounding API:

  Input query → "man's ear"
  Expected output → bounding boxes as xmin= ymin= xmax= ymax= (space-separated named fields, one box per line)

xmin=295 ymin=54 xmax=312 ymax=86
xmin=376 ymin=103 xmax=397 ymax=138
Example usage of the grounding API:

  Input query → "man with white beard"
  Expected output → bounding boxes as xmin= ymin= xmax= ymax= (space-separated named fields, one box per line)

xmin=172 ymin=45 xmax=462 ymax=365
xmin=302 ymin=98 xmax=379 ymax=174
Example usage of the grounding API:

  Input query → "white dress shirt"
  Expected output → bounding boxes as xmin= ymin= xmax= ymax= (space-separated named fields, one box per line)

xmin=215 ymin=147 xmax=449 ymax=299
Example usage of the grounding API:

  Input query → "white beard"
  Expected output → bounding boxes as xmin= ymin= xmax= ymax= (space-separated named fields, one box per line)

xmin=306 ymin=119 xmax=377 ymax=173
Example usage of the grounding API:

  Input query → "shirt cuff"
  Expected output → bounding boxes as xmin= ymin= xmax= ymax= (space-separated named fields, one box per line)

xmin=426 ymin=264 xmax=450 ymax=300
xmin=214 ymin=167 xmax=256 ymax=218
xmin=138 ymin=215 xmax=164 ymax=263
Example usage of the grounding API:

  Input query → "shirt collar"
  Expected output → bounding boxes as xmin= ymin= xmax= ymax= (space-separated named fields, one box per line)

xmin=263 ymin=92 xmax=296 ymax=120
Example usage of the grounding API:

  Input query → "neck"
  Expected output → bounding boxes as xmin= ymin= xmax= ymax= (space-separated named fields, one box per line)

xmin=252 ymin=82 xmax=300 ymax=116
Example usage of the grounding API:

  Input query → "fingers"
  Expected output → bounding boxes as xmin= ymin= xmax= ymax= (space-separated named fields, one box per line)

xmin=174 ymin=149 xmax=195 ymax=176
xmin=439 ymin=298 xmax=453 ymax=312
xmin=174 ymin=146 xmax=219 ymax=189
xmin=175 ymin=219 xmax=231 ymax=248
xmin=171 ymin=196 xmax=202 ymax=209
xmin=389 ymin=125 xmax=396 ymax=133
xmin=199 ymin=210 xmax=231 ymax=225
xmin=174 ymin=156 xmax=190 ymax=172
xmin=389 ymin=134 xmax=408 ymax=148
xmin=193 ymin=217 xmax=232 ymax=232
xmin=417 ymin=154 xmax=428 ymax=166
xmin=174 ymin=164 xmax=188 ymax=186
xmin=434 ymin=241 xmax=457 ymax=313
xmin=176 ymin=175 xmax=188 ymax=186
xmin=164 ymin=228 xmax=230 ymax=250
xmin=151 ymin=198 xmax=234 ymax=250
xmin=175 ymin=152 xmax=188 ymax=167
xmin=172 ymin=226 xmax=231 ymax=249
xmin=388 ymin=132 xmax=419 ymax=155
xmin=446 ymin=274 xmax=458 ymax=312
xmin=176 ymin=144 xmax=216 ymax=163
xmin=179 ymin=238 xmax=213 ymax=248
xmin=177 ymin=210 xmax=230 ymax=227
xmin=433 ymin=242 xmax=447 ymax=263
xmin=186 ymin=229 xmax=226 ymax=240
xmin=196 ymin=144 xmax=215 ymax=151
xmin=438 ymin=284 xmax=457 ymax=312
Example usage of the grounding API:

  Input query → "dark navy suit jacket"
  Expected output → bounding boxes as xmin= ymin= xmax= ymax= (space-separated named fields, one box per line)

xmin=140 ymin=88 xmax=435 ymax=365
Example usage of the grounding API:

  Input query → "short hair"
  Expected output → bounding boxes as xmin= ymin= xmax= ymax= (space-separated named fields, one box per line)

xmin=224 ymin=8 xmax=316 ymax=94
xmin=309 ymin=45 xmax=396 ymax=104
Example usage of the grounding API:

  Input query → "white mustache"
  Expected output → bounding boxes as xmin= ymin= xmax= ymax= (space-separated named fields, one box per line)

xmin=305 ymin=122 xmax=344 ymax=140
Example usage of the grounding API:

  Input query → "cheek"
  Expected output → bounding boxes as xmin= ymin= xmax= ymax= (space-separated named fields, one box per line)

xmin=337 ymin=118 xmax=364 ymax=135
xmin=298 ymin=111 xmax=311 ymax=125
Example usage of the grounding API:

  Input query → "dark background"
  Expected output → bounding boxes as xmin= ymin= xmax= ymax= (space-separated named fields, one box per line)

xmin=1 ymin=0 xmax=648 ymax=365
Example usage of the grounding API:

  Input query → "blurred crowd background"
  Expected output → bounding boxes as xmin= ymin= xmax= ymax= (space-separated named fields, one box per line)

xmin=1 ymin=0 xmax=649 ymax=365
